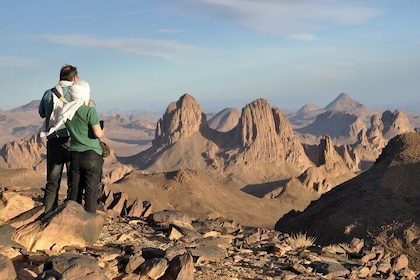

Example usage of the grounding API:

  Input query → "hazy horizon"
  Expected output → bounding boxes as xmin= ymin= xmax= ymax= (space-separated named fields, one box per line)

xmin=4 ymin=92 xmax=420 ymax=116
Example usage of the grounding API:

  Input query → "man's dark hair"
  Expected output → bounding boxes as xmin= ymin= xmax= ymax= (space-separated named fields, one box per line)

xmin=60 ymin=65 xmax=78 ymax=81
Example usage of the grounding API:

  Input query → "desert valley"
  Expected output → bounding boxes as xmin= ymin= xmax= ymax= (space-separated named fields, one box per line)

xmin=0 ymin=92 xmax=419 ymax=279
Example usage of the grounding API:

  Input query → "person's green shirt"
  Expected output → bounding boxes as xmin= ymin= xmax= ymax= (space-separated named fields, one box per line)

xmin=65 ymin=105 xmax=102 ymax=155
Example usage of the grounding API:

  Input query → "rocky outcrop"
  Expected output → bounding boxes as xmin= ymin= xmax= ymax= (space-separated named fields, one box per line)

xmin=317 ymin=134 xmax=341 ymax=166
xmin=366 ymin=114 xmax=385 ymax=142
xmin=102 ymin=164 xmax=134 ymax=184
xmin=336 ymin=143 xmax=360 ymax=172
xmin=382 ymin=109 xmax=414 ymax=140
xmin=10 ymin=201 xmax=104 ymax=252
xmin=296 ymin=108 xmax=414 ymax=171
xmin=0 ymin=191 xmax=35 ymax=224
xmin=153 ymin=94 xmax=207 ymax=146
xmin=345 ymin=111 xmax=412 ymax=170
xmin=275 ymin=132 xmax=420 ymax=270
xmin=346 ymin=114 xmax=387 ymax=169
xmin=231 ymin=99 xmax=312 ymax=172
xmin=0 ymin=135 xmax=46 ymax=170
xmin=134 ymin=96 xmax=313 ymax=183
xmin=275 ymin=135 xmax=356 ymax=199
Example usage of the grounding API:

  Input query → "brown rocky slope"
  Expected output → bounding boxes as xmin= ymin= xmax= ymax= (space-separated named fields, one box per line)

xmin=275 ymin=132 xmax=420 ymax=269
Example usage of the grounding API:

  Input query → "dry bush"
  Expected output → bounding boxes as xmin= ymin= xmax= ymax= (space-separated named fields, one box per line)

xmin=288 ymin=232 xmax=316 ymax=249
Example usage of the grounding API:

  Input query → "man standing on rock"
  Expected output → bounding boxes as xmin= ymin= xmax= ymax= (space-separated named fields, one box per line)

xmin=39 ymin=65 xmax=78 ymax=213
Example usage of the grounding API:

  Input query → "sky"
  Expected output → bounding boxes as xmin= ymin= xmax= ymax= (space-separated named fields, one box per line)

xmin=1 ymin=0 xmax=419 ymax=114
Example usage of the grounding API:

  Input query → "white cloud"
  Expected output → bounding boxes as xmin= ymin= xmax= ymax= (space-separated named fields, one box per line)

xmin=0 ymin=56 xmax=41 ymax=67
xmin=39 ymin=34 xmax=199 ymax=62
xmin=157 ymin=28 xmax=185 ymax=34
xmin=174 ymin=0 xmax=382 ymax=37
xmin=288 ymin=33 xmax=317 ymax=41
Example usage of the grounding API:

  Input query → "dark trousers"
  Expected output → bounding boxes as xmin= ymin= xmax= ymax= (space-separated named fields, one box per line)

xmin=44 ymin=137 xmax=71 ymax=213
xmin=68 ymin=150 xmax=103 ymax=213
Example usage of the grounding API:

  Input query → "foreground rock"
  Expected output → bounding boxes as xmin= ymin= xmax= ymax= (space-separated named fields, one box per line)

xmin=11 ymin=201 xmax=103 ymax=252
xmin=0 ymin=187 xmax=418 ymax=279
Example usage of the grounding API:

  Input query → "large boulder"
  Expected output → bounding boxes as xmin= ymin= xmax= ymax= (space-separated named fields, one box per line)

xmin=12 ymin=201 xmax=104 ymax=252
xmin=0 ymin=191 xmax=35 ymax=225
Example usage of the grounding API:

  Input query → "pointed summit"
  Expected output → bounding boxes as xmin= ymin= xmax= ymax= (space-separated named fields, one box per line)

xmin=324 ymin=92 xmax=378 ymax=122
xmin=325 ymin=92 xmax=362 ymax=112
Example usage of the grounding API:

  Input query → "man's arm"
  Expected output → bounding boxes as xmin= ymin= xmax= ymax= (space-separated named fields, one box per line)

xmin=91 ymin=124 xmax=104 ymax=138
xmin=87 ymin=107 xmax=104 ymax=138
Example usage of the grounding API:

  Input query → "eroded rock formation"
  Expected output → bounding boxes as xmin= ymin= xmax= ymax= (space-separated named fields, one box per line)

xmin=0 ymin=135 xmax=46 ymax=170
xmin=232 ymin=99 xmax=312 ymax=171
xmin=153 ymin=94 xmax=207 ymax=147
xmin=137 ymin=96 xmax=313 ymax=183
xmin=381 ymin=109 xmax=414 ymax=140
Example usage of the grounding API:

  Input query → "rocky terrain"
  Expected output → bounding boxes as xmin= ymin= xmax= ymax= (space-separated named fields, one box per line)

xmin=0 ymin=167 xmax=418 ymax=279
xmin=0 ymin=92 xmax=420 ymax=279
xmin=276 ymin=132 xmax=420 ymax=270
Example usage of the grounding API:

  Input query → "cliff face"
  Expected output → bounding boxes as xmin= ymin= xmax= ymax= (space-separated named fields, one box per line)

xmin=138 ymin=96 xmax=313 ymax=183
xmin=232 ymin=99 xmax=311 ymax=171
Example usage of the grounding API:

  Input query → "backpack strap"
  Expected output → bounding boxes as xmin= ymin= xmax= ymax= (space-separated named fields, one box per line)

xmin=75 ymin=111 xmax=89 ymax=126
xmin=51 ymin=87 xmax=69 ymax=104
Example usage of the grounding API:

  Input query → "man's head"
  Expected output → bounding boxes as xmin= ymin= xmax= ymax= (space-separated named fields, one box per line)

xmin=60 ymin=65 xmax=78 ymax=82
